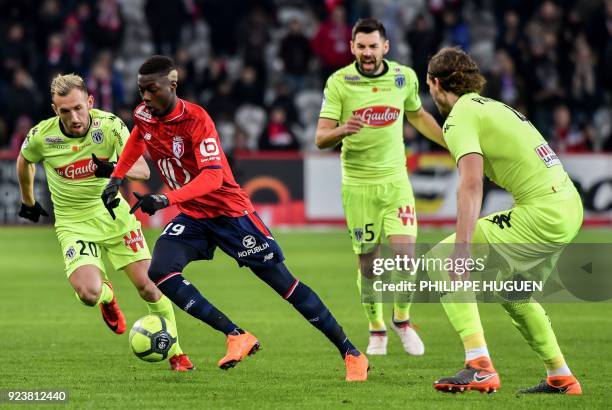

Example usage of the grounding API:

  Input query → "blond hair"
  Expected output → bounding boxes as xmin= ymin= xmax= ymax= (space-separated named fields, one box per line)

xmin=50 ymin=73 xmax=88 ymax=98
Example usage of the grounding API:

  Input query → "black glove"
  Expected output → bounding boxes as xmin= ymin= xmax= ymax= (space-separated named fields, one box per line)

xmin=92 ymin=153 xmax=116 ymax=178
xmin=18 ymin=201 xmax=49 ymax=223
xmin=129 ymin=192 xmax=169 ymax=216
xmin=101 ymin=177 xmax=123 ymax=220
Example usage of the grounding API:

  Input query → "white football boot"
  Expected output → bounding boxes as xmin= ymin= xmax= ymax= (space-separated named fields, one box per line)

xmin=390 ymin=321 xmax=425 ymax=356
xmin=366 ymin=333 xmax=388 ymax=355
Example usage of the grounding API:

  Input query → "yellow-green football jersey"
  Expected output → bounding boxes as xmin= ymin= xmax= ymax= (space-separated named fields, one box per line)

xmin=20 ymin=109 xmax=129 ymax=225
xmin=442 ymin=93 xmax=575 ymax=203
xmin=319 ymin=60 xmax=421 ymax=185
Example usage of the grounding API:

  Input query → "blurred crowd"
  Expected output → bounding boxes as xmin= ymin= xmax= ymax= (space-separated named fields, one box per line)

xmin=0 ymin=0 xmax=611 ymax=158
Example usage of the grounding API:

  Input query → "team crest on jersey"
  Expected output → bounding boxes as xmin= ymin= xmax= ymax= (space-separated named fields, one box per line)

xmin=395 ymin=74 xmax=406 ymax=88
xmin=353 ymin=228 xmax=363 ymax=243
xmin=92 ymin=129 xmax=104 ymax=144
xmin=535 ymin=143 xmax=561 ymax=168
xmin=65 ymin=246 xmax=76 ymax=259
xmin=172 ymin=136 xmax=184 ymax=158
xmin=92 ymin=118 xmax=101 ymax=128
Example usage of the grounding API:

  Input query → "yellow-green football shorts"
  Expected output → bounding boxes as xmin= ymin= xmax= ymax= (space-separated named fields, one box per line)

xmin=342 ymin=179 xmax=418 ymax=254
xmin=56 ymin=202 xmax=151 ymax=277
xmin=432 ymin=188 xmax=583 ymax=283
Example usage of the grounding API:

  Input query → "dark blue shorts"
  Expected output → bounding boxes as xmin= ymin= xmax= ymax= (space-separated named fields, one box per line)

xmin=152 ymin=212 xmax=285 ymax=272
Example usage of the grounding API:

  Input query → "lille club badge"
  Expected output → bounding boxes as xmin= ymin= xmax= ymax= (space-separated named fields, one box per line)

xmin=172 ymin=136 xmax=184 ymax=158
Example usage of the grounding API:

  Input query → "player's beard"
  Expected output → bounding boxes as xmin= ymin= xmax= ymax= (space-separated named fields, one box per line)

xmin=358 ymin=56 xmax=382 ymax=75
xmin=434 ymin=97 xmax=451 ymax=119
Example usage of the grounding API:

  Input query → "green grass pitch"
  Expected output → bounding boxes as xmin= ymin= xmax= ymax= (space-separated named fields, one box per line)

xmin=1 ymin=227 xmax=611 ymax=409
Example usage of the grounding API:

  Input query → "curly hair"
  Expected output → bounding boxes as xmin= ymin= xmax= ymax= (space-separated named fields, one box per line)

xmin=427 ymin=47 xmax=486 ymax=95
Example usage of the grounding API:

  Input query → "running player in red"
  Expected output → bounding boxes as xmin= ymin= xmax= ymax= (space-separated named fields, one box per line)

xmin=101 ymin=55 xmax=368 ymax=381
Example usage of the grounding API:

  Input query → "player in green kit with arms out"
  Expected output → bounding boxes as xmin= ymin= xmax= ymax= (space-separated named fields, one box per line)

xmin=426 ymin=47 xmax=582 ymax=394
xmin=316 ymin=18 xmax=445 ymax=356
xmin=16 ymin=74 xmax=193 ymax=371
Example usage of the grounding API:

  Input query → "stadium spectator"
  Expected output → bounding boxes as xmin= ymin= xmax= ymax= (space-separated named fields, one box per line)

xmin=5 ymin=68 xmax=42 ymax=136
xmin=90 ymin=0 xmax=125 ymax=52
xmin=487 ymin=49 xmax=525 ymax=110
xmin=0 ymin=23 xmax=33 ymax=79
xmin=42 ymin=33 xmax=73 ymax=85
xmin=311 ymin=4 xmax=353 ymax=82
xmin=145 ymin=0 xmax=188 ymax=56
xmin=86 ymin=51 xmax=125 ymax=113
xmin=550 ymin=104 xmax=588 ymax=153
xmin=258 ymin=105 xmax=300 ymax=151
xmin=232 ymin=66 xmax=265 ymax=107
xmin=279 ymin=18 xmax=312 ymax=92
xmin=406 ymin=13 xmax=440 ymax=83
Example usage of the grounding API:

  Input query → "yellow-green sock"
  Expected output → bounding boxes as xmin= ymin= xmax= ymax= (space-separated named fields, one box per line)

xmin=357 ymin=269 xmax=386 ymax=331
xmin=147 ymin=295 xmax=183 ymax=355
xmin=502 ymin=301 xmax=566 ymax=375
xmin=393 ymin=303 xmax=410 ymax=322
xmin=96 ymin=282 xmax=114 ymax=305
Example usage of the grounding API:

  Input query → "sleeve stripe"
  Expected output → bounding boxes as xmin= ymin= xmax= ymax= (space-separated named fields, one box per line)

xmin=455 ymin=152 xmax=484 ymax=164
xmin=405 ymin=106 xmax=422 ymax=113
xmin=319 ymin=116 xmax=339 ymax=122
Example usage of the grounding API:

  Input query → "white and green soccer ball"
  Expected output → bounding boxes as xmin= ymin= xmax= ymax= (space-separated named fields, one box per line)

xmin=129 ymin=314 xmax=178 ymax=362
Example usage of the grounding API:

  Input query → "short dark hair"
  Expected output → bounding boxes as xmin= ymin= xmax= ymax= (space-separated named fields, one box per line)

xmin=138 ymin=55 xmax=176 ymax=76
xmin=427 ymin=47 xmax=486 ymax=95
xmin=352 ymin=18 xmax=386 ymax=40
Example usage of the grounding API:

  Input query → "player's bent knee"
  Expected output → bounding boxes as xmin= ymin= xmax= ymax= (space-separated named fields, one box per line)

xmin=137 ymin=281 xmax=162 ymax=302
xmin=250 ymin=263 xmax=297 ymax=297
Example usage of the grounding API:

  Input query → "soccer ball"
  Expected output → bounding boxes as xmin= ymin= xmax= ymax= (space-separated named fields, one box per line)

xmin=129 ymin=314 xmax=178 ymax=362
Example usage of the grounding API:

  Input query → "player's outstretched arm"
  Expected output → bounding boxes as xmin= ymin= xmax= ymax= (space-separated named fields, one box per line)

xmin=315 ymin=116 xmax=363 ymax=149
xmin=16 ymin=153 xmax=49 ymax=222
xmin=124 ymin=156 xmax=150 ymax=181
xmin=111 ymin=126 xmax=147 ymax=180
xmin=405 ymin=108 xmax=447 ymax=149
xmin=129 ymin=168 xmax=223 ymax=216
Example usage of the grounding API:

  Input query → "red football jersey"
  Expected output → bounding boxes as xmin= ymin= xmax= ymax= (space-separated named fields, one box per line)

xmin=132 ymin=98 xmax=254 ymax=218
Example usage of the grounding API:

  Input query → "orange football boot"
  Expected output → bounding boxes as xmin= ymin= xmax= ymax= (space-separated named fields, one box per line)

xmin=518 ymin=375 xmax=582 ymax=395
xmin=99 ymin=281 xmax=126 ymax=334
xmin=345 ymin=352 xmax=369 ymax=382
xmin=217 ymin=331 xmax=260 ymax=370
xmin=434 ymin=356 xmax=500 ymax=393
xmin=170 ymin=353 xmax=195 ymax=371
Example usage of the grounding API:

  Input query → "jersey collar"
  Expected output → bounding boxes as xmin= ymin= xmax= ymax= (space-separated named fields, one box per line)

xmin=354 ymin=60 xmax=389 ymax=78
xmin=160 ymin=98 xmax=186 ymax=122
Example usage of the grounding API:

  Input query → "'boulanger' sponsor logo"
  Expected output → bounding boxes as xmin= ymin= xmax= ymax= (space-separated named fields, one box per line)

xmin=353 ymin=106 xmax=400 ymax=127
xmin=55 ymin=157 xmax=107 ymax=179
